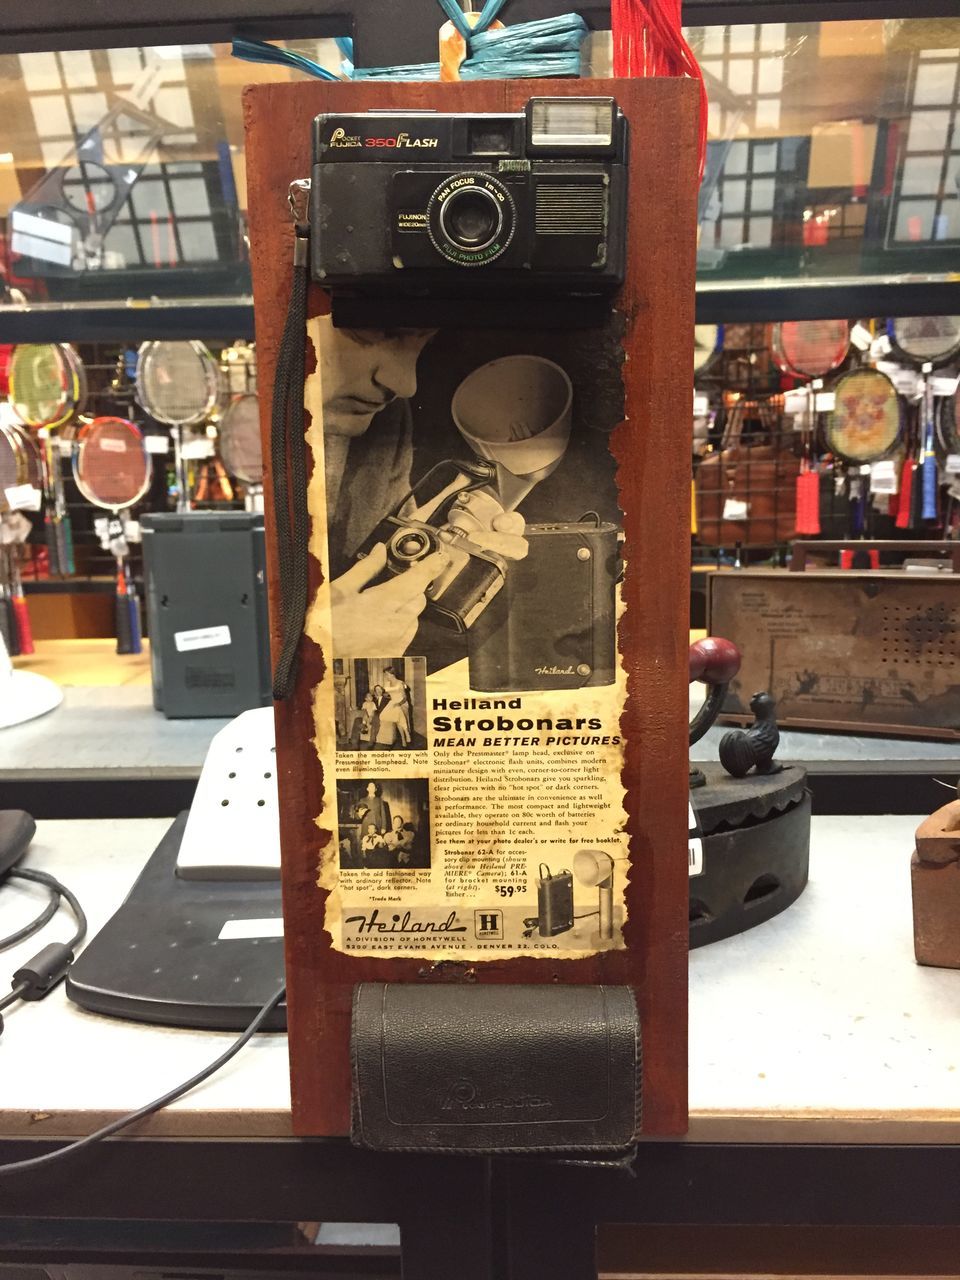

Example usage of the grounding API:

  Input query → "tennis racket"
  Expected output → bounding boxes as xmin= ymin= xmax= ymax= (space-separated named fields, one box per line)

xmin=73 ymin=417 xmax=151 ymax=655
xmin=217 ymin=392 xmax=263 ymax=510
xmin=889 ymin=318 xmax=960 ymax=521
xmin=826 ymin=369 xmax=902 ymax=465
xmin=135 ymin=341 xmax=220 ymax=512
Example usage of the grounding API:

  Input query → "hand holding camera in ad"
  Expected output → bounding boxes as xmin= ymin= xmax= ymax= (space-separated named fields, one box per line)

xmin=354 ymin=353 xmax=572 ymax=635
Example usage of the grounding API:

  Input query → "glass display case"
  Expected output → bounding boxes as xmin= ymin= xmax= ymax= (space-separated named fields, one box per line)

xmin=0 ymin=16 xmax=957 ymax=339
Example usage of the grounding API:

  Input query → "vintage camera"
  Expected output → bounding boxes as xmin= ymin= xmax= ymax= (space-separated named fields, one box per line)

xmin=310 ymin=97 xmax=627 ymax=301
xmin=355 ymin=459 xmax=509 ymax=634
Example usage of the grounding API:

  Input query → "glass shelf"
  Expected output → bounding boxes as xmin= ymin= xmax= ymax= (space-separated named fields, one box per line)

xmin=0 ymin=18 xmax=957 ymax=337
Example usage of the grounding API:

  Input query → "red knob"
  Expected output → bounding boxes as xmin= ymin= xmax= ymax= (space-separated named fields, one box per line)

xmin=689 ymin=636 xmax=741 ymax=685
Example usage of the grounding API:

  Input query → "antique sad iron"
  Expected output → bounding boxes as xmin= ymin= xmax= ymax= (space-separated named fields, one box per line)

xmin=688 ymin=637 xmax=811 ymax=947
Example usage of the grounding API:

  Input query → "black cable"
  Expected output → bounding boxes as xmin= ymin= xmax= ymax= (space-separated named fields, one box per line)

xmin=0 ymin=876 xmax=60 ymax=951
xmin=0 ymin=984 xmax=286 ymax=1177
xmin=0 ymin=980 xmax=29 ymax=1015
xmin=8 ymin=869 xmax=87 ymax=950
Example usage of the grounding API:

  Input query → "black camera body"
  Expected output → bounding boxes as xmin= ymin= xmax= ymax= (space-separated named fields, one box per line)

xmin=310 ymin=97 xmax=627 ymax=302
xmin=355 ymin=459 xmax=509 ymax=634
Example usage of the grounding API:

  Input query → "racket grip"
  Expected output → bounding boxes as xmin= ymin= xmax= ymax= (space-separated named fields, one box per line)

xmin=922 ymin=452 xmax=938 ymax=521
xmin=45 ymin=512 xmax=61 ymax=577
xmin=127 ymin=590 xmax=143 ymax=655
xmin=115 ymin=587 xmax=134 ymax=655
xmin=54 ymin=515 xmax=70 ymax=579
xmin=896 ymin=460 xmax=914 ymax=530
xmin=62 ymin=513 xmax=75 ymax=575
xmin=11 ymin=595 xmax=34 ymax=656
xmin=3 ymin=597 xmax=19 ymax=657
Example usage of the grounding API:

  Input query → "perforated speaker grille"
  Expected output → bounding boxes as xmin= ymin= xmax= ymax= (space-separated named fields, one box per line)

xmin=880 ymin=601 xmax=960 ymax=668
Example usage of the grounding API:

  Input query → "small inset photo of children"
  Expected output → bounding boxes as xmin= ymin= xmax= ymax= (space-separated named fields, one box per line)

xmin=337 ymin=778 xmax=431 ymax=870
xmin=334 ymin=657 xmax=427 ymax=752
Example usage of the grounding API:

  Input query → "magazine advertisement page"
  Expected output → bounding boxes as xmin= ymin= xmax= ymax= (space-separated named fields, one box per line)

xmin=304 ymin=316 xmax=630 ymax=959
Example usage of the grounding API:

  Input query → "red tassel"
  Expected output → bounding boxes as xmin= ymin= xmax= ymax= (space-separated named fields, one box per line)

xmin=896 ymin=460 xmax=914 ymax=530
xmin=795 ymin=468 xmax=821 ymax=536
xmin=612 ymin=0 xmax=708 ymax=180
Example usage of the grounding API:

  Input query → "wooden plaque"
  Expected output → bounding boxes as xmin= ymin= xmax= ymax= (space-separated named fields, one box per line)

xmin=244 ymin=77 xmax=699 ymax=1137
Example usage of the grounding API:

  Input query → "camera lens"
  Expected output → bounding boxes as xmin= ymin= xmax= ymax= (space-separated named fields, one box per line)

xmin=389 ymin=527 xmax=435 ymax=565
xmin=440 ymin=186 xmax=502 ymax=251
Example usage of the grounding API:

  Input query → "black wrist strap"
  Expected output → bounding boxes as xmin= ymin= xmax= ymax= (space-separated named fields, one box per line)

xmin=271 ymin=223 xmax=311 ymax=701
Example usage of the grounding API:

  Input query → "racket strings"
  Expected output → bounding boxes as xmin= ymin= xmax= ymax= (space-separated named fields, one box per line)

xmin=0 ymin=432 xmax=21 ymax=495
xmin=893 ymin=316 xmax=960 ymax=363
xmin=138 ymin=342 xmax=218 ymax=426
xmin=219 ymin=395 xmax=263 ymax=484
xmin=778 ymin=320 xmax=849 ymax=378
xmin=77 ymin=420 xmax=149 ymax=509
xmin=9 ymin=344 xmax=73 ymax=427
xmin=827 ymin=370 xmax=900 ymax=463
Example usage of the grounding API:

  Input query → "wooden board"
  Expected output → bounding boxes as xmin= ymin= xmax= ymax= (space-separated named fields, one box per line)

xmin=244 ymin=77 xmax=699 ymax=1137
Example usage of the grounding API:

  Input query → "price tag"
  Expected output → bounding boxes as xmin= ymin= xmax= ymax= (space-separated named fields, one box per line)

xmin=58 ymin=437 xmax=74 ymax=457
xmin=783 ymin=388 xmax=808 ymax=417
xmin=145 ymin=434 xmax=170 ymax=455
xmin=814 ymin=391 xmax=836 ymax=413
xmin=850 ymin=322 xmax=873 ymax=351
xmin=722 ymin=498 xmax=749 ymax=521
xmin=871 ymin=333 xmax=893 ymax=359
xmin=891 ymin=369 xmax=922 ymax=399
xmin=870 ymin=459 xmax=898 ymax=494
xmin=3 ymin=484 xmax=41 ymax=511
xmin=123 ymin=519 xmax=141 ymax=543
xmin=931 ymin=374 xmax=960 ymax=398
xmin=99 ymin=437 xmax=127 ymax=453
xmin=180 ymin=438 xmax=214 ymax=459
xmin=945 ymin=454 xmax=960 ymax=475
xmin=688 ymin=801 xmax=703 ymax=878
xmin=693 ymin=392 xmax=710 ymax=418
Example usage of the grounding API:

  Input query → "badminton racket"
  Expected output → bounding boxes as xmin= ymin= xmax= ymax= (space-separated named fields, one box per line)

xmin=826 ymin=368 xmax=902 ymax=465
xmin=772 ymin=320 xmax=850 ymax=536
xmin=693 ymin=325 xmax=722 ymax=376
xmin=772 ymin=320 xmax=850 ymax=380
xmin=889 ymin=317 xmax=960 ymax=522
xmin=217 ymin=392 xmax=263 ymax=510
xmin=135 ymin=341 xmax=220 ymax=512
xmin=8 ymin=342 xmax=83 ymax=574
xmin=73 ymin=417 xmax=151 ymax=655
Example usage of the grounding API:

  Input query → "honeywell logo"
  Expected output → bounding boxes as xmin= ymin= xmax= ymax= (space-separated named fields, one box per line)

xmin=441 ymin=1079 xmax=552 ymax=1113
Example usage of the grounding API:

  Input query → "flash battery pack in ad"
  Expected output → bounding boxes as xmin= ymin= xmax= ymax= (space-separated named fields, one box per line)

xmin=537 ymin=865 xmax=574 ymax=936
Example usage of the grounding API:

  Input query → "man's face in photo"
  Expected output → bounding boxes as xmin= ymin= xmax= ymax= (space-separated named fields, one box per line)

xmin=318 ymin=317 xmax=435 ymax=437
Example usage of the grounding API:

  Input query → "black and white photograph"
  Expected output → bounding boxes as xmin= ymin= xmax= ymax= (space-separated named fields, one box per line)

xmin=315 ymin=318 xmax=624 ymax=688
xmin=333 ymin=656 xmax=427 ymax=752
xmin=337 ymin=777 xmax=431 ymax=870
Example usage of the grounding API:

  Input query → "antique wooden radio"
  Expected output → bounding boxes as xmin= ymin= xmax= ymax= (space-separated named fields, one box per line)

xmin=709 ymin=543 xmax=960 ymax=739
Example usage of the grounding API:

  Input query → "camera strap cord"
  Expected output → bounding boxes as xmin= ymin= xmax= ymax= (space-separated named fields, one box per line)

xmin=270 ymin=183 xmax=312 ymax=701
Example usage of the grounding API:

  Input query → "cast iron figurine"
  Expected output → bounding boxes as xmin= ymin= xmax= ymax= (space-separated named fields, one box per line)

xmin=718 ymin=692 xmax=780 ymax=778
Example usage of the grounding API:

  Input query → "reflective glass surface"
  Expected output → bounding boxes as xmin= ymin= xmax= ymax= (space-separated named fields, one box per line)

xmin=686 ymin=18 xmax=960 ymax=287
xmin=0 ymin=40 xmax=342 ymax=309
xmin=0 ymin=21 xmax=958 ymax=312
